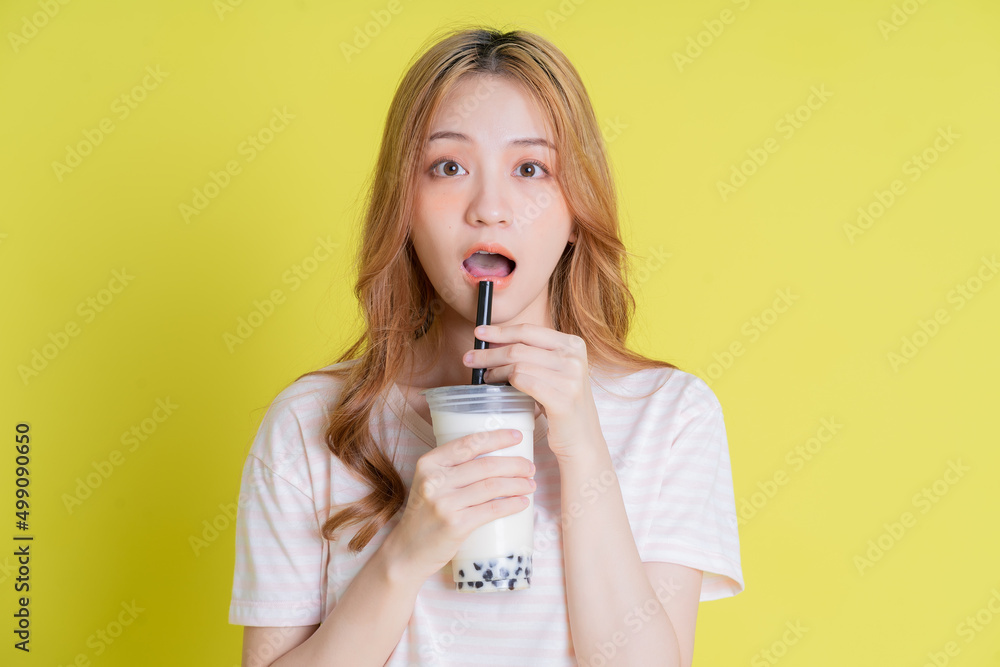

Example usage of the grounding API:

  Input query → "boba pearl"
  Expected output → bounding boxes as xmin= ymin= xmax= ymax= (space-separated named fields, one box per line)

xmin=452 ymin=553 xmax=533 ymax=592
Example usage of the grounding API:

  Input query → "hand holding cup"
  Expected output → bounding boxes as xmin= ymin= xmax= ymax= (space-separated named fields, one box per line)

xmin=388 ymin=428 xmax=535 ymax=581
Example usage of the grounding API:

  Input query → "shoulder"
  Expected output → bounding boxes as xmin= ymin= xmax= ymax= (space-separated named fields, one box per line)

xmin=268 ymin=359 xmax=356 ymax=412
xmin=591 ymin=365 xmax=726 ymax=462
xmin=248 ymin=359 xmax=359 ymax=477
xmin=592 ymin=364 xmax=722 ymax=420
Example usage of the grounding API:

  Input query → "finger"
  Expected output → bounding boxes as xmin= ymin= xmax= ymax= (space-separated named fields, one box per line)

xmin=465 ymin=342 xmax=565 ymax=374
xmin=450 ymin=476 xmax=536 ymax=513
xmin=483 ymin=361 xmax=557 ymax=388
xmin=474 ymin=323 xmax=572 ymax=352
xmin=458 ymin=495 xmax=531 ymax=530
xmin=447 ymin=454 xmax=535 ymax=490
xmin=500 ymin=368 xmax=577 ymax=418
xmin=435 ymin=429 xmax=523 ymax=467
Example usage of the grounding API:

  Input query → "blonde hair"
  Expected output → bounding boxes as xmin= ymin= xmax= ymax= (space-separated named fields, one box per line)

xmin=297 ymin=25 xmax=677 ymax=553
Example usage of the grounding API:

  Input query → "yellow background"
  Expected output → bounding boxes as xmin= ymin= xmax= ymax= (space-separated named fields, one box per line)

xmin=2 ymin=0 xmax=998 ymax=664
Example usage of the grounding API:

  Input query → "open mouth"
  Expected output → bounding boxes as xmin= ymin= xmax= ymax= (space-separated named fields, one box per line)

xmin=462 ymin=246 xmax=516 ymax=279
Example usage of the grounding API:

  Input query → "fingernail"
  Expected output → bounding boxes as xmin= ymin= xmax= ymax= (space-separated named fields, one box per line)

xmin=528 ymin=478 xmax=537 ymax=487
xmin=463 ymin=352 xmax=473 ymax=364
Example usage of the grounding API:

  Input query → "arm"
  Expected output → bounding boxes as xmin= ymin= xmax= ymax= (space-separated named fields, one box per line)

xmin=559 ymin=442 xmax=701 ymax=667
xmin=242 ymin=625 xmax=318 ymax=667
xmin=233 ymin=409 xmax=536 ymax=666
xmin=453 ymin=323 xmax=708 ymax=664
xmin=257 ymin=530 xmax=424 ymax=667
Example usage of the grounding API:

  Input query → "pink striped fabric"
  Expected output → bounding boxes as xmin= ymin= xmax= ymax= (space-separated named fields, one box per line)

xmin=229 ymin=360 xmax=744 ymax=664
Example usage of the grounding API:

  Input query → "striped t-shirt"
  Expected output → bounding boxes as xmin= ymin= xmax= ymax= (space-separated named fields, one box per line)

xmin=228 ymin=360 xmax=744 ymax=665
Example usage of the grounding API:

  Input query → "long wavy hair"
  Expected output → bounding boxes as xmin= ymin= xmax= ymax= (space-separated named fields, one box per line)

xmin=295 ymin=25 xmax=677 ymax=553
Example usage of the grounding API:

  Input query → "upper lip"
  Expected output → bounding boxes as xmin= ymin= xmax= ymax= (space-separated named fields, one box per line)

xmin=462 ymin=242 xmax=517 ymax=265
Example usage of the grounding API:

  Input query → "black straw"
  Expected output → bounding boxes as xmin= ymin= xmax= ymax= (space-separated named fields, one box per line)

xmin=471 ymin=280 xmax=493 ymax=385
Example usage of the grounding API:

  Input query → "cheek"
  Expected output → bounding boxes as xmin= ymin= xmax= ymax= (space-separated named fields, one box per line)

xmin=412 ymin=194 xmax=452 ymax=243
xmin=411 ymin=204 xmax=459 ymax=270
xmin=550 ymin=190 xmax=571 ymax=220
xmin=421 ymin=183 xmax=462 ymax=219
xmin=533 ymin=186 xmax=569 ymax=219
xmin=535 ymin=194 xmax=572 ymax=239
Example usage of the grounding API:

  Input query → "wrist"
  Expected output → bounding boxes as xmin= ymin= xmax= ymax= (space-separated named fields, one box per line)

xmin=548 ymin=415 xmax=610 ymax=470
xmin=377 ymin=528 xmax=428 ymax=590
xmin=554 ymin=437 xmax=612 ymax=473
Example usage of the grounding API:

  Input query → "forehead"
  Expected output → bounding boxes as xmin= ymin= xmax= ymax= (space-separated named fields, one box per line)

xmin=428 ymin=75 xmax=554 ymax=143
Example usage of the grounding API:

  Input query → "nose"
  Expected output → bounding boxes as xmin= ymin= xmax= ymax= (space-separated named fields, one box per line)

xmin=466 ymin=166 xmax=514 ymax=227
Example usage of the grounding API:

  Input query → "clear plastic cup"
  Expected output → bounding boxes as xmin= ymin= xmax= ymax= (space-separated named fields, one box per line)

xmin=420 ymin=384 xmax=536 ymax=592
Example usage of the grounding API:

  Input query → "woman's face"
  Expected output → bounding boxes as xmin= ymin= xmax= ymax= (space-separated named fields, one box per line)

xmin=410 ymin=74 xmax=576 ymax=328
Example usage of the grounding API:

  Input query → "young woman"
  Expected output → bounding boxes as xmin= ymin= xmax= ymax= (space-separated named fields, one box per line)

xmin=229 ymin=26 xmax=743 ymax=667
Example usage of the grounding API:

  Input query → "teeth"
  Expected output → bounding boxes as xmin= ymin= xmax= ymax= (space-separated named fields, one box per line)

xmin=475 ymin=251 xmax=498 ymax=255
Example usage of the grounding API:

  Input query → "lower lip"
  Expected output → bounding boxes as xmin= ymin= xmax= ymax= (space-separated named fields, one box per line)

xmin=461 ymin=265 xmax=515 ymax=290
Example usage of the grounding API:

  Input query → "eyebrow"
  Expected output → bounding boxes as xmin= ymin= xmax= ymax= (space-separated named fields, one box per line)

xmin=427 ymin=130 xmax=557 ymax=151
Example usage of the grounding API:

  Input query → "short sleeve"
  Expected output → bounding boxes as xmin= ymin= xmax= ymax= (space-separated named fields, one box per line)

xmin=640 ymin=402 xmax=745 ymax=601
xmin=228 ymin=393 xmax=328 ymax=626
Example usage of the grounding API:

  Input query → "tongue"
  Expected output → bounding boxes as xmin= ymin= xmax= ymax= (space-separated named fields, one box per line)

xmin=463 ymin=253 xmax=514 ymax=278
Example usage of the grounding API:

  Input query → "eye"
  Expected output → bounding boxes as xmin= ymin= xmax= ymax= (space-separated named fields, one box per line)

xmin=428 ymin=158 xmax=551 ymax=179
xmin=429 ymin=159 xmax=467 ymax=177
xmin=517 ymin=160 xmax=550 ymax=178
